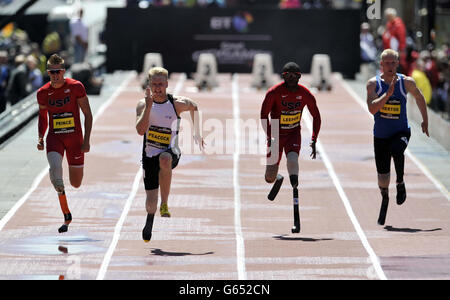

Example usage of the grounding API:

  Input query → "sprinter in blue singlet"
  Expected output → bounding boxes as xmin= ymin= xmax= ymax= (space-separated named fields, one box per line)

xmin=366 ymin=49 xmax=429 ymax=225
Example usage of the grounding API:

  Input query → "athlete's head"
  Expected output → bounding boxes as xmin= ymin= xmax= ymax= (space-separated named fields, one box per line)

xmin=148 ymin=67 xmax=169 ymax=101
xmin=282 ymin=62 xmax=301 ymax=88
xmin=380 ymin=49 xmax=399 ymax=76
xmin=47 ymin=53 xmax=66 ymax=87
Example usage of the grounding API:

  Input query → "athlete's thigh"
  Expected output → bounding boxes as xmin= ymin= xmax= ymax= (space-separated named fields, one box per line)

xmin=143 ymin=156 xmax=160 ymax=190
xmin=283 ymin=132 xmax=301 ymax=156
xmin=64 ymin=135 xmax=84 ymax=166
xmin=68 ymin=165 xmax=84 ymax=187
xmin=374 ymin=136 xmax=391 ymax=174
xmin=390 ymin=130 xmax=411 ymax=156
xmin=46 ymin=134 xmax=65 ymax=157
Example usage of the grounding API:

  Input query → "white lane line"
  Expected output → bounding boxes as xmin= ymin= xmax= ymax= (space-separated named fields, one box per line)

xmin=231 ymin=73 xmax=247 ymax=280
xmin=96 ymin=168 xmax=142 ymax=280
xmin=303 ymin=109 xmax=387 ymax=280
xmin=0 ymin=71 xmax=136 ymax=232
xmin=96 ymin=73 xmax=186 ymax=280
xmin=339 ymin=77 xmax=450 ymax=202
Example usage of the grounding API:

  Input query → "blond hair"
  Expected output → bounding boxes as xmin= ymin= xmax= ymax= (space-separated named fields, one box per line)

xmin=380 ymin=49 xmax=399 ymax=61
xmin=47 ymin=53 xmax=65 ymax=68
xmin=148 ymin=67 xmax=168 ymax=81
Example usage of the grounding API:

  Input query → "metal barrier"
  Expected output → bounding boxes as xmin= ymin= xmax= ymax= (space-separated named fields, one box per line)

xmin=0 ymin=91 xmax=38 ymax=145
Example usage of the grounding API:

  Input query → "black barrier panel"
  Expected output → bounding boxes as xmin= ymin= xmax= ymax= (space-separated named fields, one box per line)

xmin=105 ymin=7 xmax=360 ymax=78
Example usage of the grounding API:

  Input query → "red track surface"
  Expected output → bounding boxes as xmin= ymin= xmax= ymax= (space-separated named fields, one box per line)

xmin=0 ymin=73 xmax=449 ymax=280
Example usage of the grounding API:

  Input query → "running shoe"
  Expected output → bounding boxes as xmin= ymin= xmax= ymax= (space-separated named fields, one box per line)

xmin=142 ymin=225 xmax=152 ymax=243
xmin=160 ymin=203 xmax=171 ymax=217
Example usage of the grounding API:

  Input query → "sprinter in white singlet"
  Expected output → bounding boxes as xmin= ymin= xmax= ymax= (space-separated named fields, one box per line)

xmin=136 ymin=67 xmax=205 ymax=243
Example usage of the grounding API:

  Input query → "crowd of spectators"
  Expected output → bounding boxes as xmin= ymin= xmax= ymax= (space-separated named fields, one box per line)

xmin=360 ymin=8 xmax=449 ymax=119
xmin=126 ymin=0 xmax=352 ymax=9
xmin=0 ymin=24 xmax=47 ymax=114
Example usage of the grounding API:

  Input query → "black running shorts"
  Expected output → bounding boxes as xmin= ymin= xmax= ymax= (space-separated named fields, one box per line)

xmin=373 ymin=130 xmax=411 ymax=175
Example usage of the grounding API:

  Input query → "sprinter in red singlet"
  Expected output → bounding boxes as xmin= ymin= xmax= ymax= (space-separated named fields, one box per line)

xmin=260 ymin=62 xmax=321 ymax=201
xmin=36 ymin=53 xmax=93 ymax=233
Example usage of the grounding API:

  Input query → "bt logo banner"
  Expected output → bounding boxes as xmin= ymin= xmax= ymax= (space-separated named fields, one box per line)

xmin=210 ymin=12 xmax=254 ymax=33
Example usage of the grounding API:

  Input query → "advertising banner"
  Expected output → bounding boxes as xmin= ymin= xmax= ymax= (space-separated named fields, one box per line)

xmin=106 ymin=7 xmax=360 ymax=77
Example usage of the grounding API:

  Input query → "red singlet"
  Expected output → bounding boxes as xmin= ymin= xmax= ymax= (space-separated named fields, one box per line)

xmin=260 ymin=82 xmax=321 ymax=165
xmin=37 ymin=78 xmax=87 ymax=166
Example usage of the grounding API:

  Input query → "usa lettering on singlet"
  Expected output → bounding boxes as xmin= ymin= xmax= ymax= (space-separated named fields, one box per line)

xmin=143 ymin=94 xmax=181 ymax=158
xmin=373 ymin=73 xmax=410 ymax=138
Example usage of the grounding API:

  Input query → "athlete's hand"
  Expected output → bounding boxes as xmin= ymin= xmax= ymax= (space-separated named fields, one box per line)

xmin=193 ymin=134 xmax=205 ymax=151
xmin=386 ymin=75 xmax=398 ymax=98
xmin=81 ymin=141 xmax=90 ymax=153
xmin=310 ymin=140 xmax=317 ymax=159
xmin=144 ymin=86 xmax=153 ymax=107
xmin=421 ymin=121 xmax=429 ymax=137
xmin=37 ymin=137 xmax=44 ymax=151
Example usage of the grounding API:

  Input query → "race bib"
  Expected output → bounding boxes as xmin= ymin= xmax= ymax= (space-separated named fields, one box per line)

xmin=147 ymin=125 xmax=172 ymax=149
xmin=380 ymin=99 xmax=401 ymax=119
xmin=53 ymin=112 xmax=75 ymax=134
xmin=280 ymin=111 xmax=301 ymax=130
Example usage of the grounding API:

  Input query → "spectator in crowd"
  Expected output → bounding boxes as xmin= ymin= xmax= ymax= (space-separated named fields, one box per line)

xmin=360 ymin=22 xmax=377 ymax=64
xmin=5 ymin=54 xmax=30 ymax=106
xmin=0 ymin=50 xmax=9 ymax=114
xmin=42 ymin=31 xmax=62 ymax=57
xmin=382 ymin=8 xmax=407 ymax=72
xmin=412 ymin=58 xmax=432 ymax=105
xmin=70 ymin=8 xmax=89 ymax=63
xmin=403 ymin=45 xmax=419 ymax=76
xmin=421 ymin=50 xmax=440 ymax=89
xmin=279 ymin=0 xmax=301 ymax=9
xmin=26 ymin=54 xmax=43 ymax=92
xmin=30 ymin=43 xmax=47 ymax=75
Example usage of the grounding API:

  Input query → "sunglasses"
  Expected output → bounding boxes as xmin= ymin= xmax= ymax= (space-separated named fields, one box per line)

xmin=282 ymin=71 xmax=301 ymax=77
xmin=48 ymin=69 xmax=64 ymax=74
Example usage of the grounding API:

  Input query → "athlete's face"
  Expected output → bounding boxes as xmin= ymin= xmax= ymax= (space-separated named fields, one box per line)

xmin=380 ymin=55 xmax=399 ymax=76
xmin=282 ymin=71 xmax=301 ymax=88
xmin=47 ymin=64 xmax=66 ymax=87
xmin=149 ymin=75 xmax=168 ymax=101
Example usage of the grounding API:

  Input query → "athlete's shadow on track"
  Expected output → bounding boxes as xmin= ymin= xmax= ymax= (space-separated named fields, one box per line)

xmin=150 ymin=248 xmax=214 ymax=257
xmin=273 ymin=235 xmax=333 ymax=242
xmin=383 ymin=226 xmax=442 ymax=233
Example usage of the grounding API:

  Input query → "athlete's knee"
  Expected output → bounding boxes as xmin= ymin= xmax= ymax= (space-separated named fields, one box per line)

xmin=286 ymin=152 xmax=299 ymax=172
xmin=68 ymin=167 xmax=83 ymax=188
xmin=70 ymin=179 xmax=82 ymax=189
xmin=289 ymin=174 xmax=298 ymax=189
xmin=51 ymin=177 xmax=65 ymax=194
xmin=378 ymin=173 xmax=390 ymax=188
xmin=159 ymin=153 xmax=172 ymax=169
xmin=48 ymin=152 xmax=64 ymax=193
xmin=265 ymin=174 xmax=277 ymax=184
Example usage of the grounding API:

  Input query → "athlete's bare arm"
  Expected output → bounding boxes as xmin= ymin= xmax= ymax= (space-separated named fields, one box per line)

xmin=37 ymin=104 xmax=48 ymax=150
xmin=366 ymin=75 xmax=397 ymax=115
xmin=136 ymin=87 xmax=153 ymax=136
xmin=174 ymin=96 xmax=205 ymax=150
xmin=78 ymin=96 xmax=93 ymax=153
xmin=260 ymin=91 xmax=274 ymax=138
xmin=404 ymin=76 xmax=429 ymax=137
